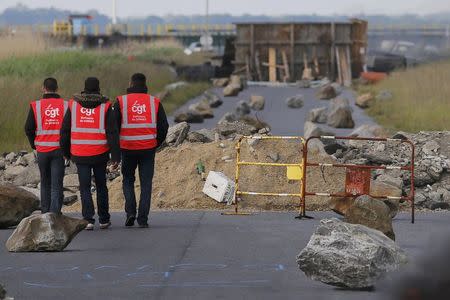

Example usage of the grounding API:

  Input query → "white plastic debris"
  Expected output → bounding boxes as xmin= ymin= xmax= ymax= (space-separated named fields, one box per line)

xmin=202 ymin=171 xmax=235 ymax=204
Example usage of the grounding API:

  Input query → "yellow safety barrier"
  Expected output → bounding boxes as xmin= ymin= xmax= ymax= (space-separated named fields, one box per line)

xmin=222 ymin=135 xmax=310 ymax=219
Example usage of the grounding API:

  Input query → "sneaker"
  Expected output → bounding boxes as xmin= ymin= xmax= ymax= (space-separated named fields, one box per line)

xmin=125 ymin=216 xmax=136 ymax=227
xmin=138 ymin=223 xmax=149 ymax=228
xmin=100 ymin=222 xmax=111 ymax=230
xmin=85 ymin=223 xmax=94 ymax=231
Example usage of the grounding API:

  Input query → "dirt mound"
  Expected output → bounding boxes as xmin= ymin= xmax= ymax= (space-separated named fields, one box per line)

xmin=64 ymin=139 xmax=345 ymax=213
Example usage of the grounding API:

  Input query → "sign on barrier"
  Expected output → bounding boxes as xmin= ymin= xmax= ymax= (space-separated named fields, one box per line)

xmin=222 ymin=136 xmax=310 ymax=218
xmin=303 ymin=136 xmax=415 ymax=223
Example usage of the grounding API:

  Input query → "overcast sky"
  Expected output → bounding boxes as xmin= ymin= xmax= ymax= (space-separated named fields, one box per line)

xmin=1 ymin=0 xmax=449 ymax=17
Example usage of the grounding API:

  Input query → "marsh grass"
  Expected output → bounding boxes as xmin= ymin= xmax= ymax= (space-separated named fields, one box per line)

xmin=360 ymin=60 xmax=450 ymax=133
xmin=0 ymin=45 xmax=209 ymax=152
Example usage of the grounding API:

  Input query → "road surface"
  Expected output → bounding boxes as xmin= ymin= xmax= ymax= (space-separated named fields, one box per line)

xmin=1 ymin=211 xmax=449 ymax=300
xmin=171 ymin=86 xmax=378 ymax=136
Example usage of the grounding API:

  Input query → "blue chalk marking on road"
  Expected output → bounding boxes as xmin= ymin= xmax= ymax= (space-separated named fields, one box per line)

xmin=0 ymin=267 xmax=13 ymax=272
xmin=164 ymin=271 xmax=171 ymax=278
xmin=243 ymin=264 xmax=286 ymax=271
xmin=84 ymin=274 xmax=94 ymax=280
xmin=55 ymin=266 xmax=80 ymax=272
xmin=24 ymin=282 xmax=66 ymax=289
xmin=277 ymin=264 xmax=285 ymax=271
xmin=94 ymin=265 xmax=119 ymax=270
xmin=169 ymin=263 xmax=228 ymax=270
xmin=137 ymin=265 xmax=150 ymax=271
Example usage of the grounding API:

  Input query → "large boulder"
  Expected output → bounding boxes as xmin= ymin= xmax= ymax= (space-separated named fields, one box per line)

xmin=249 ymin=95 xmax=265 ymax=111
xmin=166 ymin=122 xmax=190 ymax=146
xmin=203 ymin=91 xmax=223 ymax=108
xmin=212 ymin=78 xmax=230 ymax=87
xmin=234 ymin=100 xmax=251 ymax=117
xmin=0 ymin=184 xmax=40 ymax=229
xmin=326 ymin=98 xmax=355 ymax=128
xmin=187 ymin=131 xmax=213 ymax=143
xmin=371 ymin=178 xmax=403 ymax=219
xmin=304 ymin=121 xmax=335 ymax=139
xmin=344 ymin=195 xmax=396 ymax=240
xmin=216 ymin=121 xmax=257 ymax=137
xmin=350 ymin=124 xmax=383 ymax=138
xmin=356 ymin=93 xmax=374 ymax=108
xmin=188 ymin=99 xmax=214 ymax=119
xmin=297 ymin=218 xmax=407 ymax=289
xmin=223 ymin=84 xmax=241 ymax=97
xmin=6 ymin=213 xmax=87 ymax=252
xmin=307 ymin=107 xmax=328 ymax=123
xmin=317 ymin=84 xmax=337 ymax=100
xmin=174 ymin=110 xmax=204 ymax=124
xmin=286 ymin=95 xmax=304 ymax=109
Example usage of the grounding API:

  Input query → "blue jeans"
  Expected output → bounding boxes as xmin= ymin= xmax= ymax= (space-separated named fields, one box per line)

xmin=37 ymin=150 xmax=64 ymax=213
xmin=76 ymin=162 xmax=110 ymax=224
xmin=121 ymin=150 xmax=156 ymax=225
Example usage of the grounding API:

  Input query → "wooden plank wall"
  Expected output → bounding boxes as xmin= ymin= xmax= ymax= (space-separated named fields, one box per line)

xmin=234 ymin=20 xmax=368 ymax=82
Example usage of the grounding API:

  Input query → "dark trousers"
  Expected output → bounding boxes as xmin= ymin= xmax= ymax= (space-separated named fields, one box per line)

xmin=76 ymin=162 xmax=110 ymax=224
xmin=121 ymin=150 xmax=156 ymax=225
xmin=37 ymin=150 xmax=64 ymax=214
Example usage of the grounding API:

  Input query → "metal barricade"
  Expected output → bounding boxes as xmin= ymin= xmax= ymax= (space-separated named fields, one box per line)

xmin=222 ymin=136 xmax=311 ymax=218
xmin=303 ymin=136 xmax=415 ymax=223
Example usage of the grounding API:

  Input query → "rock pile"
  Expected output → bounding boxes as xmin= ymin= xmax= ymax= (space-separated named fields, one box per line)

xmin=325 ymin=131 xmax=450 ymax=210
xmin=0 ymin=184 xmax=40 ymax=228
xmin=306 ymin=97 xmax=355 ymax=130
xmin=174 ymin=90 xmax=223 ymax=124
xmin=223 ymin=75 xmax=245 ymax=97
xmin=6 ymin=213 xmax=87 ymax=252
xmin=297 ymin=218 xmax=408 ymax=289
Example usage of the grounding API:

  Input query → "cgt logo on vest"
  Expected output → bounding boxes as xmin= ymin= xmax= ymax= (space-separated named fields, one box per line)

xmin=80 ymin=107 xmax=96 ymax=116
xmin=132 ymin=101 xmax=147 ymax=115
xmin=44 ymin=105 xmax=60 ymax=119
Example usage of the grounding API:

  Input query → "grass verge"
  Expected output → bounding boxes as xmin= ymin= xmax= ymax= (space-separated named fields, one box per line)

xmin=359 ymin=60 xmax=450 ymax=133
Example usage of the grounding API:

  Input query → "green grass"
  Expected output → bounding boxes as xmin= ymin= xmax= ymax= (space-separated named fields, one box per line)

xmin=0 ymin=49 xmax=209 ymax=152
xmin=359 ymin=60 xmax=450 ymax=133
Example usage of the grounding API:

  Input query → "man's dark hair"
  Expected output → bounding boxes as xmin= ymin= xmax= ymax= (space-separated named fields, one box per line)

xmin=130 ymin=73 xmax=147 ymax=88
xmin=43 ymin=77 xmax=58 ymax=92
xmin=84 ymin=77 xmax=100 ymax=93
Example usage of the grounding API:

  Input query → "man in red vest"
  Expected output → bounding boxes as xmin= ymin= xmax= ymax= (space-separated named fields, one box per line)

xmin=25 ymin=78 xmax=67 ymax=214
xmin=114 ymin=73 xmax=168 ymax=228
xmin=60 ymin=77 xmax=120 ymax=230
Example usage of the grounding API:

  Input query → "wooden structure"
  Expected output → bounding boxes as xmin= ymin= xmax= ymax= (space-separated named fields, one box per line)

xmin=233 ymin=19 xmax=368 ymax=84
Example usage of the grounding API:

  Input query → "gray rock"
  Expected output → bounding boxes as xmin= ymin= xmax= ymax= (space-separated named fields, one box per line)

xmin=5 ymin=152 xmax=16 ymax=162
xmin=350 ymin=124 xmax=383 ymax=138
xmin=64 ymin=162 xmax=78 ymax=175
xmin=196 ymin=129 xmax=216 ymax=141
xmin=297 ymin=218 xmax=407 ymax=289
xmin=188 ymin=99 xmax=214 ymax=119
xmin=63 ymin=174 xmax=79 ymax=188
xmin=218 ymin=112 xmax=238 ymax=125
xmin=249 ymin=95 xmax=265 ymax=111
xmin=174 ymin=110 xmax=204 ymax=124
xmin=63 ymin=195 xmax=78 ymax=206
xmin=4 ymin=165 xmax=40 ymax=186
xmin=267 ymin=152 xmax=280 ymax=162
xmin=344 ymin=195 xmax=396 ymax=240
xmin=203 ymin=91 xmax=223 ymax=108
xmin=6 ymin=213 xmax=87 ymax=252
xmin=363 ymin=151 xmax=393 ymax=164
xmin=0 ymin=184 xmax=40 ymax=229
xmin=304 ymin=121 xmax=335 ymax=140
xmin=376 ymin=174 xmax=403 ymax=190
xmin=286 ymin=95 xmax=304 ymax=109
xmin=317 ymin=84 xmax=337 ymax=100
xmin=187 ymin=131 xmax=213 ymax=143
xmin=166 ymin=122 xmax=190 ymax=146
xmin=422 ymin=140 xmax=440 ymax=156
xmin=0 ymin=159 xmax=5 ymax=170
xmin=22 ymin=152 xmax=36 ymax=166
xmin=307 ymin=107 xmax=327 ymax=123
xmin=414 ymin=191 xmax=428 ymax=206
xmin=331 ymin=82 xmax=343 ymax=95
xmin=212 ymin=78 xmax=230 ymax=87
xmin=327 ymin=98 xmax=355 ymax=128
xmin=235 ymin=101 xmax=251 ymax=117
xmin=223 ymin=84 xmax=241 ymax=97
xmin=297 ymin=80 xmax=311 ymax=88
xmin=216 ymin=121 xmax=257 ymax=137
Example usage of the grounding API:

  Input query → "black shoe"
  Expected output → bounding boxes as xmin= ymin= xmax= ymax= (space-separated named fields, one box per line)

xmin=125 ymin=216 xmax=136 ymax=227
xmin=138 ymin=223 xmax=149 ymax=228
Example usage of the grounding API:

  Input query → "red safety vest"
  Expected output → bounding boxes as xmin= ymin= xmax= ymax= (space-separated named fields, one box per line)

xmin=117 ymin=93 xmax=159 ymax=150
xmin=31 ymin=98 xmax=68 ymax=153
xmin=69 ymin=100 xmax=110 ymax=157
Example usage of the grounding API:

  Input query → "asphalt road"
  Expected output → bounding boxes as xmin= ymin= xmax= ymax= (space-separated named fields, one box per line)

xmin=1 ymin=211 xmax=449 ymax=300
xmin=171 ymin=86 xmax=378 ymax=136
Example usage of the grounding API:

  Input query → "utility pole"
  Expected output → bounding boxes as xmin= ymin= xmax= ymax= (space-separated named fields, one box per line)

xmin=112 ymin=0 xmax=117 ymax=25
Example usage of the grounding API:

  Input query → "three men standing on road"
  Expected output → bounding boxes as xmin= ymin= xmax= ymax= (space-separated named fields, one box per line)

xmin=114 ymin=73 xmax=169 ymax=228
xmin=25 ymin=78 xmax=67 ymax=214
xmin=60 ymin=77 xmax=120 ymax=230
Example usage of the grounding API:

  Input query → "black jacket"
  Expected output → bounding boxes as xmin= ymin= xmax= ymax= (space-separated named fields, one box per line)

xmin=113 ymin=86 xmax=169 ymax=155
xmin=60 ymin=92 xmax=120 ymax=165
xmin=24 ymin=93 xmax=62 ymax=150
